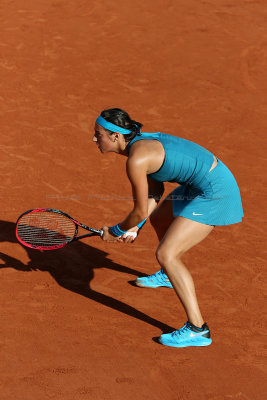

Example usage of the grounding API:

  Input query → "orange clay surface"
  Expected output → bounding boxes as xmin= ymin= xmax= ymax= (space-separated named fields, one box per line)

xmin=0 ymin=1 xmax=267 ymax=399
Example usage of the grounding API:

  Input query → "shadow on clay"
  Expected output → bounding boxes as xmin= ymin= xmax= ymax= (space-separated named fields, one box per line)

xmin=0 ymin=220 xmax=174 ymax=334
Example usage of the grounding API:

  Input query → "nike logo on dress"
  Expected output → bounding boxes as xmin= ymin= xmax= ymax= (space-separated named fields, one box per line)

xmin=192 ymin=212 xmax=203 ymax=215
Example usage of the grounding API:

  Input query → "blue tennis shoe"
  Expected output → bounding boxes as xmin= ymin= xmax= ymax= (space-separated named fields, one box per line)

xmin=135 ymin=269 xmax=173 ymax=288
xmin=158 ymin=321 xmax=212 ymax=347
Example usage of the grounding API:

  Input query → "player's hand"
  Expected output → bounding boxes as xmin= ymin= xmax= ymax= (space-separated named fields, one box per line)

xmin=101 ymin=226 xmax=123 ymax=242
xmin=121 ymin=226 xmax=139 ymax=244
xmin=101 ymin=226 xmax=138 ymax=243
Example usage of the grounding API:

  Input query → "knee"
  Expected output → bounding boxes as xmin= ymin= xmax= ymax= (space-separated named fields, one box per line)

xmin=156 ymin=245 xmax=184 ymax=268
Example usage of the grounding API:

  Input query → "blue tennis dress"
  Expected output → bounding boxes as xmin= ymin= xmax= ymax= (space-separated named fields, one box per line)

xmin=127 ymin=132 xmax=243 ymax=226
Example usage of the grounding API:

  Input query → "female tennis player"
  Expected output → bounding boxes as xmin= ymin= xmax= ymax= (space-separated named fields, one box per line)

xmin=93 ymin=108 xmax=243 ymax=348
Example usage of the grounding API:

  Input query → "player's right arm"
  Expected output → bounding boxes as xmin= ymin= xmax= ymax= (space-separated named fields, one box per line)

xmin=119 ymin=150 xmax=164 ymax=231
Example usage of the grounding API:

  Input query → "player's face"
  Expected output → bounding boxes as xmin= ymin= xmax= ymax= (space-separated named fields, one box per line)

xmin=93 ymin=123 xmax=115 ymax=153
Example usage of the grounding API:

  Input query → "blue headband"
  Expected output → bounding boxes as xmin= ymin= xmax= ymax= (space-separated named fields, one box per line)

xmin=96 ymin=115 xmax=132 ymax=135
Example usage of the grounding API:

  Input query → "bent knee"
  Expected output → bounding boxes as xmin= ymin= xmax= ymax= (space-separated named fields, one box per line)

xmin=156 ymin=245 xmax=184 ymax=267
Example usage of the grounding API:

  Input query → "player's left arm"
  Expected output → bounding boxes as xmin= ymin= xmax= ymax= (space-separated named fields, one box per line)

xmin=102 ymin=149 xmax=164 ymax=242
xmin=118 ymin=155 xmax=150 ymax=231
xmin=101 ymin=155 xmax=148 ymax=242
xmin=118 ymin=157 xmax=165 ymax=230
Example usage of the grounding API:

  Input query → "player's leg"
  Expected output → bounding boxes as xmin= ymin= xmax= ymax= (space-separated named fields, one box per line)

xmin=156 ymin=216 xmax=214 ymax=347
xmin=156 ymin=216 xmax=213 ymax=326
xmin=134 ymin=191 xmax=175 ymax=288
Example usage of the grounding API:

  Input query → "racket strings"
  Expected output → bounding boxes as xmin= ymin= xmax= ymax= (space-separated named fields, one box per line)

xmin=17 ymin=212 xmax=76 ymax=247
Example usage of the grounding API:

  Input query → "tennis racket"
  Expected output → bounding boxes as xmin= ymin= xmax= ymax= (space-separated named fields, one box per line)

xmin=16 ymin=208 xmax=137 ymax=250
xmin=16 ymin=208 xmax=103 ymax=250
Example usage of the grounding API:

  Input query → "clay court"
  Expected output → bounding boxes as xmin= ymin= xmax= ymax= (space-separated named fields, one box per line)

xmin=0 ymin=0 xmax=267 ymax=399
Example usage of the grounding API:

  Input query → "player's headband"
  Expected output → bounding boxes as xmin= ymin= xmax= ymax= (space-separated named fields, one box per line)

xmin=96 ymin=115 xmax=132 ymax=135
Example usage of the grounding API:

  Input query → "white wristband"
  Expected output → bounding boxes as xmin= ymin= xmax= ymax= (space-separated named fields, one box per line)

xmin=123 ymin=231 xmax=137 ymax=239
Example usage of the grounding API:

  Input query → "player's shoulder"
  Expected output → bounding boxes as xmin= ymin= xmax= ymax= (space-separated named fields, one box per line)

xmin=127 ymin=144 xmax=147 ymax=168
xmin=128 ymin=137 xmax=162 ymax=158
